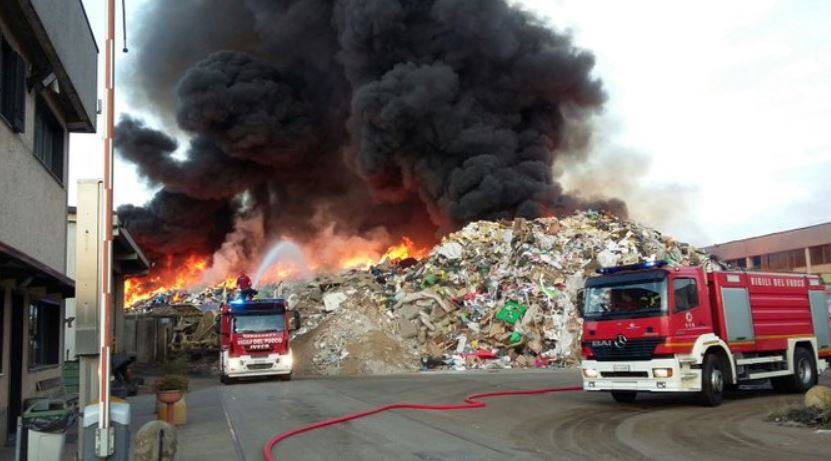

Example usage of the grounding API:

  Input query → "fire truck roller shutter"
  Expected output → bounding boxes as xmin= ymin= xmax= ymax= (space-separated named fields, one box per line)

xmin=721 ymin=288 xmax=755 ymax=343
xmin=809 ymin=291 xmax=830 ymax=350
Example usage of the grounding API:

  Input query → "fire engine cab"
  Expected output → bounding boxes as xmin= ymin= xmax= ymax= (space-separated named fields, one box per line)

xmin=580 ymin=261 xmax=831 ymax=406
xmin=216 ymin=298 xmax=301 ymax=384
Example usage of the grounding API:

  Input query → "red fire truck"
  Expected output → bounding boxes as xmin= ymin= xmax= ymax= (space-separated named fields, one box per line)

xmin=580 ymin=261 xmax=831 ymax=406
xmin=216 ymin=298 xmax=301 ymax=384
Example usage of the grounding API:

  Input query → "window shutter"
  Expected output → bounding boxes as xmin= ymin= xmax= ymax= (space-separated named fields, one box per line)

xmin=0 ymin=36 xmax=26 ymax=133
xmin=0 ymin=35 xmax=4 ymax=106
xmin=52 ymin=124 xmax=64 ymax=180
xmin=0 ymin=38 xmax=8 ymax=123
xmin=12 ymin=52 xmax=25 ymax=132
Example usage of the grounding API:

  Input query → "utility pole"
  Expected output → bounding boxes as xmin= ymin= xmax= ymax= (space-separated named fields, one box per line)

xmin=96 ymin=0 xmax=116 ymax=456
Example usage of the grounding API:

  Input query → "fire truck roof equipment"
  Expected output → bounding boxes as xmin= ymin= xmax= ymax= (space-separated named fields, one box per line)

xmin=227 ymin=298 xmax=287 ymax=314
xmin=596 ymin=260 xmax=669 ymax=275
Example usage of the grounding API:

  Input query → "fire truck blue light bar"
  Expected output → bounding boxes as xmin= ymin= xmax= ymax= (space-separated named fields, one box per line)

xmin=596 ymin=260 xmax=668 ymax=275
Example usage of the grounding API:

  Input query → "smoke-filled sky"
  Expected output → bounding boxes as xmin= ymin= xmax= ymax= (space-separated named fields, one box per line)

xmin=71 ymin=0 xmax=831 ymax=248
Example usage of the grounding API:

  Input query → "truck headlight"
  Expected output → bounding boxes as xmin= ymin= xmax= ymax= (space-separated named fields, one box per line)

xmin=284 ymin=350 xmax=294 ymax=368
xmin=582 ymin=368 xmax=598 ymax=378
xmin=652 ymin=368 xmax=673 ymax=378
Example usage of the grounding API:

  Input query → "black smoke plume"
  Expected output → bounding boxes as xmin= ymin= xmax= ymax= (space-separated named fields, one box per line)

xmin=117 ymin=0 xmax=626 ymax=269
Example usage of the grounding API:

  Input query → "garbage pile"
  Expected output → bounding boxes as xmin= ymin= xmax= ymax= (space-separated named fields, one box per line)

xmin=128 ymin=285 xmax=227 ymax=313
xmin=285 ymin=272 xmax=420 ymax=376
xmin=126 ymin=211 xmax=712 ymax=376
xmin=146 ymin=304 xmax=220 ymax=353
xmin=285 ymin=210 xmax=712 ymax=375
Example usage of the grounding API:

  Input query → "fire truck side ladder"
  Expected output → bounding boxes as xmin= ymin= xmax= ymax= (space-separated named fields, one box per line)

xmin=735 ymin=355 xmax=785 ymax=366
xmin=737 ymin=354 xmax=791 ymax=380
xmin=747 ymin=370 xmax=792 ymax=380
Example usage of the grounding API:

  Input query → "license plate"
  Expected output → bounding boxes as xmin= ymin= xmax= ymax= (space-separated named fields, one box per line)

xmin=613 ymin=364 xmax=630 ymax=372
xmin=252 ymin=359 xmax=270 ymax=364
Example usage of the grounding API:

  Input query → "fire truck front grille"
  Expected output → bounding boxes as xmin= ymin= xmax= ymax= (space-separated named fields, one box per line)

xmin=246 ymin=363 xmax=274 ymax=370
xmin=600 ymin=371 xmax=649 ymax=378
xmin=585 ymin=338 xmax=664 ymax=361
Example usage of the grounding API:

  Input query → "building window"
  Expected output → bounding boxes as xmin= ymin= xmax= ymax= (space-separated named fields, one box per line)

xmin=34 ymin=96 xmax=64 ymax=181
xmin=727 ymin=258 xmax=746 ymax=269
xmin=0 ymin=297 xmax=4 ymax=374
xmin=28 ymin=301 xmax=60 ymax=368
xmin=758 ymin=249 xmax=806 ymax=271
xmin=810 ymin=244 xmax=831 ymax=266
xmin=0 ymin=36 xmax=26 ymax=132
xmin=673 ymin=278 xmax=699 ymax=312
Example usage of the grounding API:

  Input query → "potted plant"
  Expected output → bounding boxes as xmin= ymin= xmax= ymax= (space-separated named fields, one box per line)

xmin=155 ymin=357 xmax=190 ymax=425
xmin=154 ymin=375 xmax=189 ymax=402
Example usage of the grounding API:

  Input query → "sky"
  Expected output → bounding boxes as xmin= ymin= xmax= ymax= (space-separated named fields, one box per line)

xmin=69 ymin=0 xmax=831 ymax=247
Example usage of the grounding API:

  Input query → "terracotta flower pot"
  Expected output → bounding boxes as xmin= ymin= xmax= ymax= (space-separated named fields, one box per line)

xmin=156 ymin=390 xmax=184 ymax=404
xmin=157 ymin=390 xmax=186 ymax=425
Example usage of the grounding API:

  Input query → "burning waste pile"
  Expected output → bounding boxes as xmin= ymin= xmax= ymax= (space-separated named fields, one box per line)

xmin=279 ymin=211 xmax=713 ymax=376
xmin=126 ymin=211 xmax=712 ymax=376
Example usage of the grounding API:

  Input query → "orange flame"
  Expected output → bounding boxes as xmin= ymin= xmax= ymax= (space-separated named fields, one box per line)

xmin=124 ymin=237 xmax=431 ymax=308
xmin=381 ymin=237 xmax=429 ymax=262
xmin=124 ymin=254 xmax=211 ymax=307
xmin=334 ymin=237 xmax=429 ymax=270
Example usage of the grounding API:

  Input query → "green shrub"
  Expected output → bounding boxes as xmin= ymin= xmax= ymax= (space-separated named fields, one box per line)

xmin=768 ymin=404 xmax=831 ymax=429
xmin=160 ymin=356 xmax=188 ymax=376
xmin=153 ymin=374 xmax=190 ymax=393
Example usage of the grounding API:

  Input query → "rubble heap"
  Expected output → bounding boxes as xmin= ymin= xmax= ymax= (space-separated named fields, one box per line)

xmin=285 ymin=211 xmax=712 ymax=375
xmin=140 ymin=304 xmax=220 ymax=353
xmin=126 ymin=211 xmax=712 ymax=376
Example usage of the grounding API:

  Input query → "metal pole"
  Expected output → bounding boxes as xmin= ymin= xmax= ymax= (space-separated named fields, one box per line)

xmin=96 ymin=0 xmax=116 ymax=457
xmin=14 ymin=416 xmax=22 ymax=461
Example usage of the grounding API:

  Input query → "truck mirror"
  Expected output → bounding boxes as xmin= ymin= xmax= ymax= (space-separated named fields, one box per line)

xmin=290 ymin=310 xmax=301 ymax=331
xmin=576 ymin=289 xmax=585 ymax=317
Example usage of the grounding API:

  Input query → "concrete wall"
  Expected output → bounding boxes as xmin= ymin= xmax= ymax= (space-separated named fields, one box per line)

xmin=0 ymin=283 xmax=10 ymax=441
xmin=74 ymin=180 xmax=101 ymax=356
xmin=66 ymin=207 xmax=132 ymax=359
xmin=124 ymin=316 xmax=171 ymax=364
xmin=0 ymin=17 xmax=68 ymax=274
xmin=30 ymin=0 xmax=98 ymax=128
xmin=65 ymin=213 xmax=77 ymax=360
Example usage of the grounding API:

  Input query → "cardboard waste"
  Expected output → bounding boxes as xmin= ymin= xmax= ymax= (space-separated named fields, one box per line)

xmin=126 ymin=211 xmax=713 ymax=376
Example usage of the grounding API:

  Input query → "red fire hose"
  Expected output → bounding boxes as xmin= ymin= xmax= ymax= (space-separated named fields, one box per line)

xmin=262 ymin=384 xmax=581 ymax=461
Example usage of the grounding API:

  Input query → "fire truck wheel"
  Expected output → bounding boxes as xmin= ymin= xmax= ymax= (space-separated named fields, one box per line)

xmin=281 ymin=373 xmax=292 ymax=382
xmin=699 ymin=353 xmax=725 ymax=406
xmin=774 ymin=347 xmax=817 ymax=393
xmin=220 ymin=374 xmax=234 ymax=385
xmin=611 ymin=391 xmax=637 ymax=403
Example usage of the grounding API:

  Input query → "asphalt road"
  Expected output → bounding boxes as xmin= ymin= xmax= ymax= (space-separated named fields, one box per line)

xmin=129 ymin=370 xmax=831 ymax=461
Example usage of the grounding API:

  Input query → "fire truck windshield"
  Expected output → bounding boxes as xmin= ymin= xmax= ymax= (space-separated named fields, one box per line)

xmin=584 ymin=276 xmax=667 ymax=320
xmin=233 ymin=315 xmax=286 ymax=334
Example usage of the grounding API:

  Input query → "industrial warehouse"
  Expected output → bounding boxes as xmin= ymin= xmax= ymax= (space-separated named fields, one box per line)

xmin=705 ymin=221 xmax=831 ymax=279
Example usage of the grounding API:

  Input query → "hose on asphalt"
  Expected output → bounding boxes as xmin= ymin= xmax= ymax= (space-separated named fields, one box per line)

xmin=262 ymin=384 xmax=582 ymax=461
